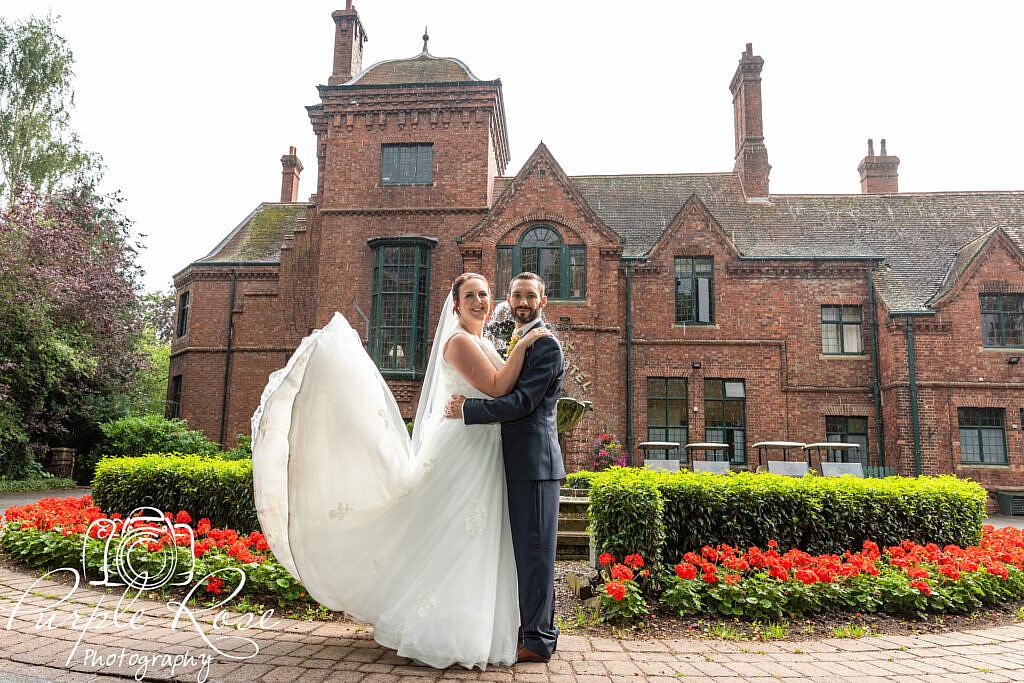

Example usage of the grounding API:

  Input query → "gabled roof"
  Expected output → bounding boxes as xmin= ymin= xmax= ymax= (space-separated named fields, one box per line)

xmin=464 ymin=143 xmax=622 ymax=246
xmin=344 ymin=51 xmax=480 ymax=86
xmin=196 ymin=203 xmax=307 ymax=265
xmin=928 ymin=228 xmax=1024 ymax=306
xmin=558 ymin=173 xmax=1024 ymax=312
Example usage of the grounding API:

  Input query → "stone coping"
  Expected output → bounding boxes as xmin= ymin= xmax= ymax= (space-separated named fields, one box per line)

xmin=0 ymin=564 xmax=1023 ymax=681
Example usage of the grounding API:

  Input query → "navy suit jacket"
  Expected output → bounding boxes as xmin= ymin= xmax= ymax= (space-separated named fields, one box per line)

xmin=463 ymin=331 xmax=565 ymax=481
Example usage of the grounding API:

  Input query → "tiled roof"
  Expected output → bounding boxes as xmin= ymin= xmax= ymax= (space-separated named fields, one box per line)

xmin=346 ymin=53 xmax=479 ymax=86
xmin=566 ymin=173 xmax=1024 ymax=312
xmin=196 ymin=203 xmax=306 ymax=264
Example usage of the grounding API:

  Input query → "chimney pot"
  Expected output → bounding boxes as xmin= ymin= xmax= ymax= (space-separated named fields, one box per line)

xmin=730 ymin=43 xmax=770 ymax=198
xmin=858 ymin=138 xmax=899 ymax=194
xmin=280 ymin=148 xmax=303 ymax=203
xmin=329 ymin=6 xmax=367 ymax=85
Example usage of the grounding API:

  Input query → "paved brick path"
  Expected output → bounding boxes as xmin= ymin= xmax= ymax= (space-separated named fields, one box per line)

xmin=1 ymin=566 xmax=1024 ymax=682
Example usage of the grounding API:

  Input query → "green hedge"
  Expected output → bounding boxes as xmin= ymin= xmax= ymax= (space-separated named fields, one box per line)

xmin=92 ymin=454 xmax=257 ymax=532
xmin=589 ymin=468 xmax=987 ymax=562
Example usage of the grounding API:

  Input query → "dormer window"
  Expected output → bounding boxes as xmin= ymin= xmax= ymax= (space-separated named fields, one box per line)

xmin=981 ymin=294 xmax=1024 ymax=347
xmin=381 ymin=143 xmax=433 ymax=185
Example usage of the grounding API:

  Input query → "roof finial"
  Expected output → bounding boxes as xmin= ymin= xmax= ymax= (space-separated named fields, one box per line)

xmin=422 ymin=26 xmax=429 ymax=54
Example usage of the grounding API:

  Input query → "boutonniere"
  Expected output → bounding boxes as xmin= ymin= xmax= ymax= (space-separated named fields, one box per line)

xmin=506 ymin=332 xmax=520 ymax=354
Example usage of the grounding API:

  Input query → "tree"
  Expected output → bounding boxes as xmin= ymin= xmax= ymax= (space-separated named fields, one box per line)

xmin=0 ymin=183 xmax=144 ymax=477
xmin=140 ymin=289 xmax=175 ymax=344
xmin=0 ymin=14 xmax=101 ymax=206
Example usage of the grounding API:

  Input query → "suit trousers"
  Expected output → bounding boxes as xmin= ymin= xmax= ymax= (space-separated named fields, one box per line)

xmin=506 ymin=478 xmax=560 ymax=658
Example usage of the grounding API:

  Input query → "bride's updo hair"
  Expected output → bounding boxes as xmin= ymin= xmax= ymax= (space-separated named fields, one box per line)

xmin=451 ymin=272 xmax=489 ymax=302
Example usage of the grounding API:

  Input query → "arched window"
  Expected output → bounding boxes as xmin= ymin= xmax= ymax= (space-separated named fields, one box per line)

xmin=494 ymin=225 xmax=586 ymax=299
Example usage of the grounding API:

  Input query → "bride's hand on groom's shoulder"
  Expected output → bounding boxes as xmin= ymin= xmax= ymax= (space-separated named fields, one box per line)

xmin=444 ymin=394 xmax=466 ymax=419
xmin=520 ymin=327 xmax=552 ymax=349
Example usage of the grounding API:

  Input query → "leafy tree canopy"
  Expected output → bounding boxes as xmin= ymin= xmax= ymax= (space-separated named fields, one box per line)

xmin=0 ymin=14 xmax=101 ymax=206
xmin=0 ymin=184 xmax=144 ymax=477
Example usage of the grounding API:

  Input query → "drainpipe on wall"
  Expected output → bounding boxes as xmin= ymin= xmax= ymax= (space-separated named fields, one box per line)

xmin=868 ymin=268 xmax=885 ymax=467
xmin=904 ymin=315 xmax=923 ymax=477
xmin=219 ymin=269 xmax=238 ymax=446
xmin=625 ymin=262 xmax=634 ymax=464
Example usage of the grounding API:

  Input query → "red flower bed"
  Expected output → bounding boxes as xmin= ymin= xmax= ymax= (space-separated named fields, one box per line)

xmin=1 ymin=496 xmax=305 ymax=602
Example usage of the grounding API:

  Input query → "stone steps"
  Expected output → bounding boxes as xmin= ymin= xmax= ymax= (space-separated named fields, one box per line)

xmin=556 ymin=495 xmax=591 ymax=561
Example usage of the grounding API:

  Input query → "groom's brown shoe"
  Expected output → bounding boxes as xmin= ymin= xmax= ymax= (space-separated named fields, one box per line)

xmin=516 ymin=644 xmax=550 ymax=664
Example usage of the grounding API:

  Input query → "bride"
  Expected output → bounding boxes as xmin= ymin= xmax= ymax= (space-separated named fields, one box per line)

xmin=250 ymin=273 xmax=550 ymax=669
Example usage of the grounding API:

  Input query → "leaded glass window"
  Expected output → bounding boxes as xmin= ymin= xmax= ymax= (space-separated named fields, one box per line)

xmin=958 ymin=407 xmax=1007 ymax=464
xmin=494 ymin=226 xmax=586 ymax=299
xmin=821 ymin=305 xmax=863 ymax=354
xmin=381 ymin=143 xmax=433 ymax=185
xmin=704 ymin=379 xmax=745 ymax=464
xmin=825 ymin=416 xmax=869 ymax=465
xmin=369 ymin=238 xmax=434 ymax=377
xmin=646 ymin=378 xmax=688 ymax=460
xmin=176 ymin=291 xmax=190 ymax=338
xmin=675 ymin=257 xmax=713 ymax=324
xmin=981 ymin=294 xmax=1024 ymax=347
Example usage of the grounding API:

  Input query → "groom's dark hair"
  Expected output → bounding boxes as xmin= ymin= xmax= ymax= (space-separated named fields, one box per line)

xmin=510 ymin=271 xmax=545 ymax=297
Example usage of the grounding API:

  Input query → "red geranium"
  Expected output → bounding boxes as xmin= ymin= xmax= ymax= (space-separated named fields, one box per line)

xmin=604 ymin=580 xmax=626 ymax=601
xmin=675 ymin=562 xmax=697 ymax=580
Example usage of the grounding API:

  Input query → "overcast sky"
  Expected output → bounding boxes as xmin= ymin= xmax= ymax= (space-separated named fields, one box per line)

xmin=6 ymin=1 xmax=1024 ymax=293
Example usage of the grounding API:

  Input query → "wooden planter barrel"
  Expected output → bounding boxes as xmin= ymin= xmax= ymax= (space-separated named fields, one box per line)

xmin=47 ymin=447 xmax=75 ymax=479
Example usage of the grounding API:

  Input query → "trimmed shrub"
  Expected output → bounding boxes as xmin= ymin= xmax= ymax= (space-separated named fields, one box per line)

xmin=564 ymin=470 xmax=599 ymax=490
xmin=590 ymin=468 xmax=986 ymax=562
xmin=91 ymin=454 xmax=257 ymax=532
xmin=588 ymin=468 xmax=666 ymax=566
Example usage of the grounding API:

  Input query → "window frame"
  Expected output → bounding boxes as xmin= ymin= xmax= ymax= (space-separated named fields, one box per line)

xmin=168 ymin=374 xmax=183 ymax=419
xmin=958 ymin=407 xmax=1007 ymax=464
xmin=494 ymin=225 xmax=586 ymax=300
xmin=820 ymin=305 xmax=864 ymax=355
xmin=980 ymin=293 xmax=1024 ymax=348
xmin=176 ymin=291 xmax=190 ymax=338
xmin=674 ymin=257 xmax=714 ymax=325
xmin=368 ymin=237 xmax=436 ymax=379
xmin=380 ymin=143 xmax=434 ymax=186
xmin=645 ymin=377 xmax=688 ymax=461
xmin=703 ymin=378 xmax=746 ymax=465
xmin=825 ymin=415 xmax=870 ymax=465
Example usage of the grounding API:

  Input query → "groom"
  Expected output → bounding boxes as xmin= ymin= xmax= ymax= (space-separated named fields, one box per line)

xmin=444 ymin=271 xmax=565 ymax=664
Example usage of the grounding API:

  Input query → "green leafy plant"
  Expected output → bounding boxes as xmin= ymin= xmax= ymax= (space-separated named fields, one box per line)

xmin=564 ymin=470 xmax=599 ymax=490
xmin=93 ymin=415 xmax=220 ymax=459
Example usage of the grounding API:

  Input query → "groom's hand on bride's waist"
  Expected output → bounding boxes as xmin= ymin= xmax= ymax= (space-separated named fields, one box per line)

xmin=444 ymin=395 xmax=466 ymax=419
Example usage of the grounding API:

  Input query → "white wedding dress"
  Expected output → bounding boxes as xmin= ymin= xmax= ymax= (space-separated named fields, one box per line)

xmin=250 ymin=294 xmax=519 ymax=670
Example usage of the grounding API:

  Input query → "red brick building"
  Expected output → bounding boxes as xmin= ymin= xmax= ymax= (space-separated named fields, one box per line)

xmin=171 ymin=5 xmax=1024 ymax=504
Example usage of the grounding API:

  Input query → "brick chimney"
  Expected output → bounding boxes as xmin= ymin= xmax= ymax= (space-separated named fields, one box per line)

xmin=280 ymin=146 xmax=303 ymax=202
xmin=729 ymin=43 xmax=771 ymax=199
xmin=857 ymin=138 xmax=900 ymax=194
xmin=328 ymin=1 xmax=368 ymax=85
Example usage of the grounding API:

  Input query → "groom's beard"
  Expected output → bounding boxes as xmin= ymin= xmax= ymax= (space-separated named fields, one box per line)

xmin=513 ymin=307 xmax=540 ymax=326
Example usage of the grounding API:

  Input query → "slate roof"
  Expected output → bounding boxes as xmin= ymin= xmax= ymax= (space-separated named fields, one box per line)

xmin=345 ymin=52 xmax=480 ymax=86
xmin=196 ymin=203 xmax=307 ymax=265
xmin=559 ymin=173 xmax=1024 ymax=312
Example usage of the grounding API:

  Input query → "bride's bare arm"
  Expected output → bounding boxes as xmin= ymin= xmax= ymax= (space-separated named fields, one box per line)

xmin=443 ymin=329 xmax=549 ymax=398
